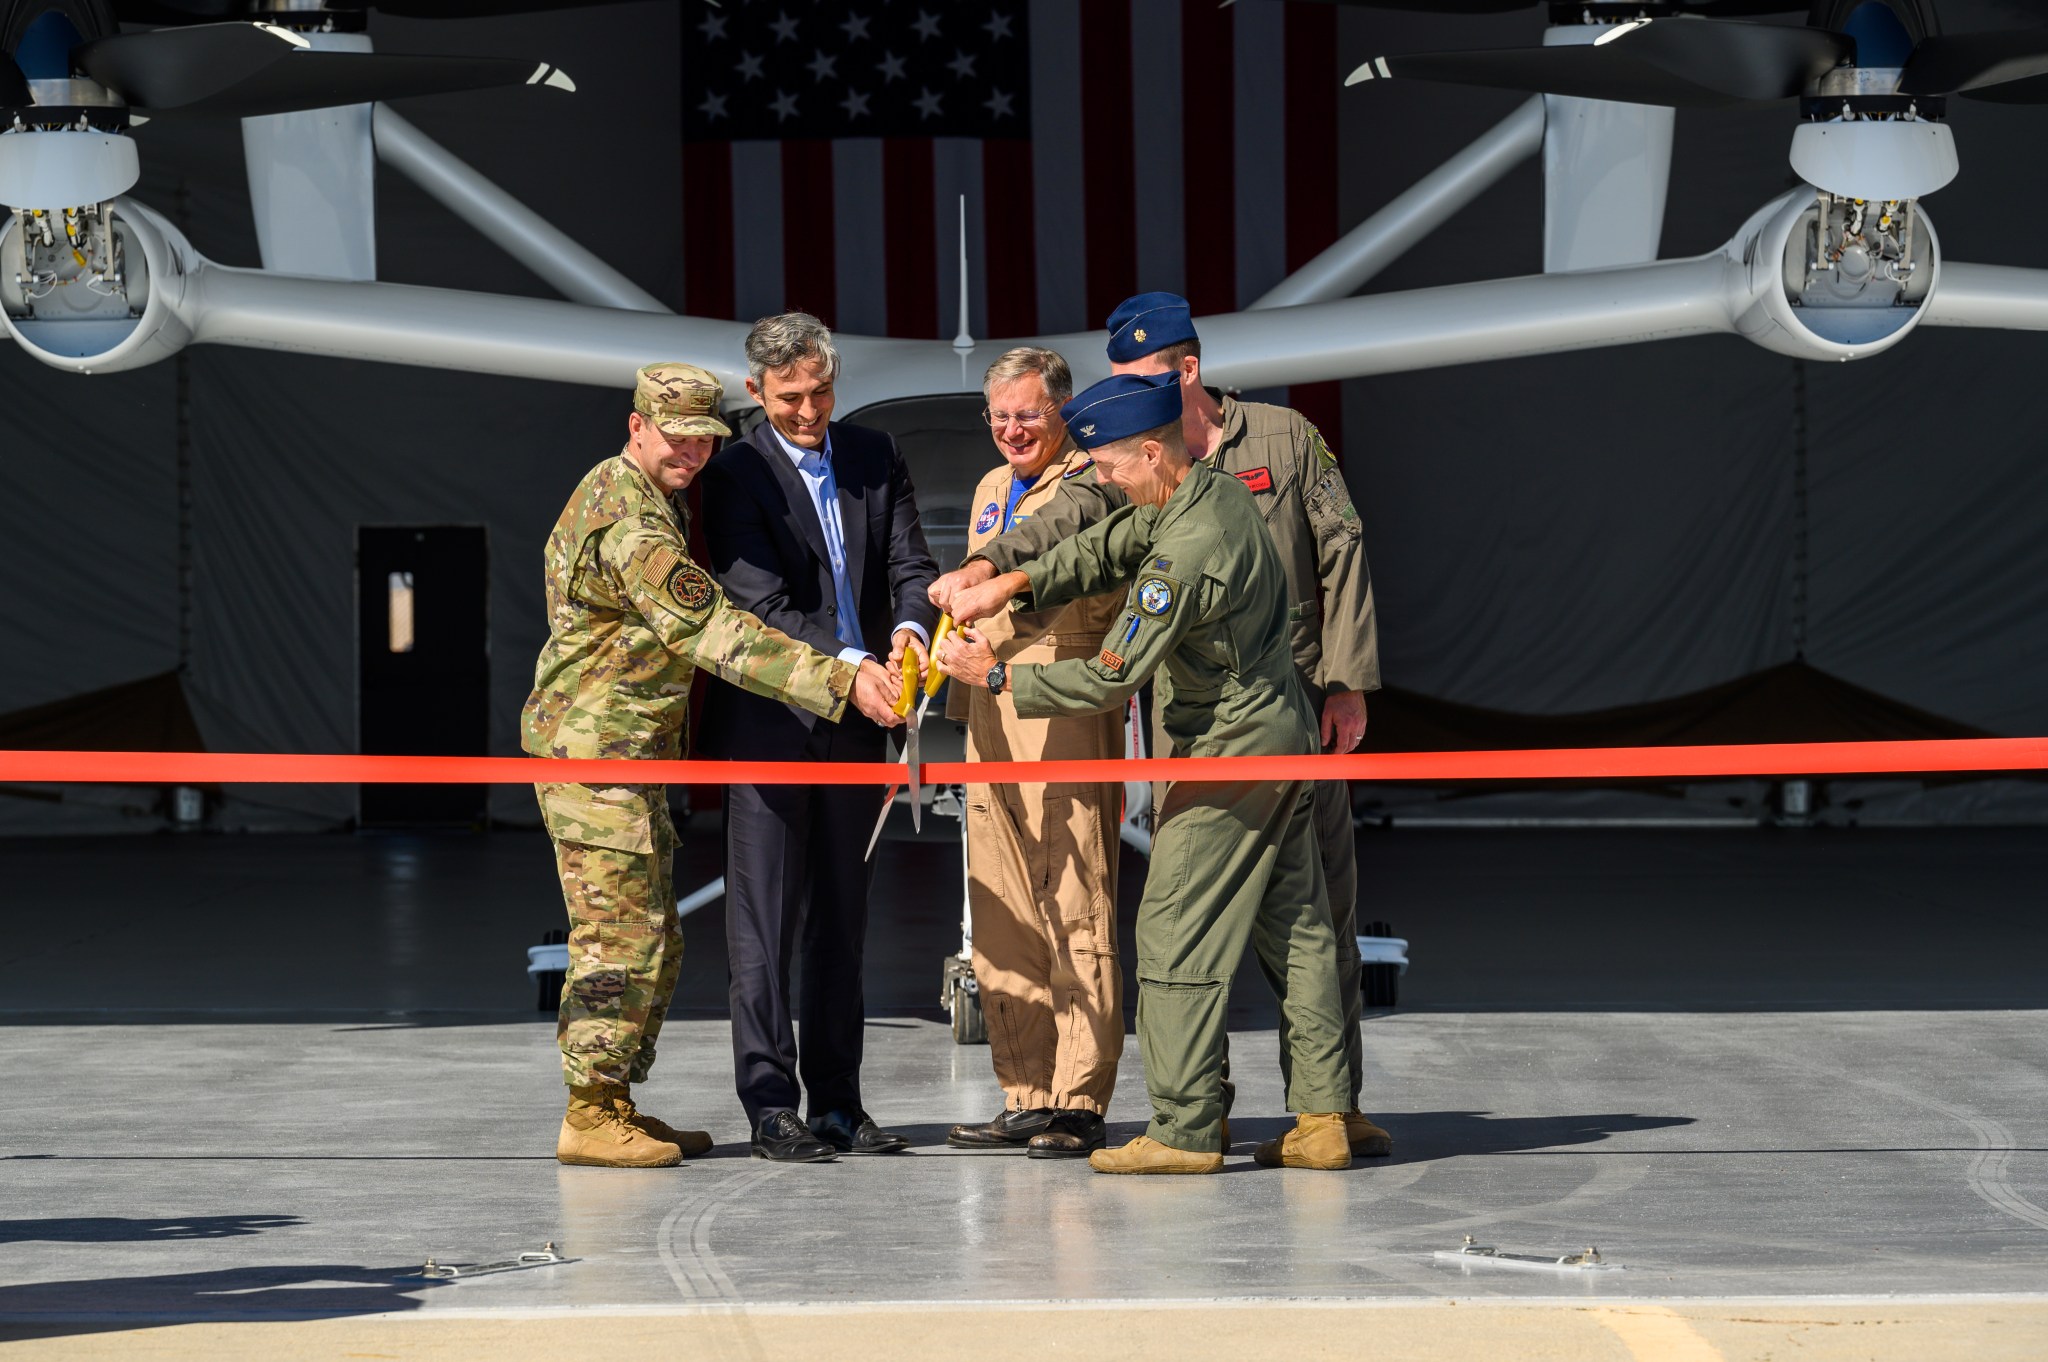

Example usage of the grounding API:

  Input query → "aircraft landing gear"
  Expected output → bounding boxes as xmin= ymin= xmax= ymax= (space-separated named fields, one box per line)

xmin=944 ymin=956 xmax=985 ymax=1045
xmin=1359 ymin=920 xmax=1407 ymax=1009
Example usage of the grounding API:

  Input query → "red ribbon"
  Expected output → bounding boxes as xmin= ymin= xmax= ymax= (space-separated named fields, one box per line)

xmin=1 ymin=738 xmax=2043 ymax=786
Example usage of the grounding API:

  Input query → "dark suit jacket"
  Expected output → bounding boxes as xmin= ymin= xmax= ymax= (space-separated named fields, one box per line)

xmin=699 ymin=419 xmax=940 ymax=760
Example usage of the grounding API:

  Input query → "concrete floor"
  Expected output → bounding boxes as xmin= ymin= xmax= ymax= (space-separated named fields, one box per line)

xmin=2 ymin=824 xmax=2045 ymax=1357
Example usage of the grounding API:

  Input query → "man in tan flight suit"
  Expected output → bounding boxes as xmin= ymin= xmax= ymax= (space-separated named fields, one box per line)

xmin=932 ymin=292 xmax=1391 ymax=1159
xmin=523 ymin=363 xmax=902 ymax=1169
xmin=941 ymin=348 xmax=1127 ymax=1159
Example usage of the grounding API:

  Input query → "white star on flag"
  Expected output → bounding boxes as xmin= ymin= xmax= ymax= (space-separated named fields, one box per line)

xmin=769 ymin=88 xmax=799 ymax=121
xmin=698 ymin=90 xmax=728 ymax=122
xmin=841 ymin=88 xmax=871 ymax=119
xmin=840 ymin=12 xmax=871 ymax=43
xmin=735 ymin=50 xmax=764 ymax=83
xmin=808 ymin=49 xmax=837 ymax=83
xmin=912 ymin=10 xmax=941 ymax=42
xmin=913 ymin=86 xmax=943 ymax=119
xmin=877 ymin=50 xmax=906 ymax=84
xmin=769 ymin=11 xmax=799 ymax=43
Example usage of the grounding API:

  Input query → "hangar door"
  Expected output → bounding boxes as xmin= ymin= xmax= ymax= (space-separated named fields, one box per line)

xmin=357 ymin=525 xmax=490 ymax=829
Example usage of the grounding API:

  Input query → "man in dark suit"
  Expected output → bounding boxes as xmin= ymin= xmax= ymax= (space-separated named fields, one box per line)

xmin=700 ymin=311 xmax=940 ymax=1163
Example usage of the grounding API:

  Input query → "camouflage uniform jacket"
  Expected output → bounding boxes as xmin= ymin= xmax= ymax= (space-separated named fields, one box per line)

xmin=972 ymin=393 xmax=1379 ymax=703
xmin=1008 ymin=462 xmax=1318 ymax=761
xmin=521 ymin=451 xmax=854 ymax=762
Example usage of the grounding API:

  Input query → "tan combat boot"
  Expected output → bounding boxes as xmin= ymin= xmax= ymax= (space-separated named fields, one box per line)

xmin=1088 ymin=1136 xmax=1224 ymax=1175
xmin=557 ymin=1084 xmax=683 ymax=1168
xmin=616 ymin=1090 xmax=713 ymax=1158
xmin=1346 ymin=1110 xmax=1393 ymax=1158
xmin=1253 ymin=1113 xmax=1353 ymax=1170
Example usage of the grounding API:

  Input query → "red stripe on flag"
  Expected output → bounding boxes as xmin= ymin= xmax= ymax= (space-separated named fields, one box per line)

xmin=983 ymin=140 xmax=1038 ymax=338
xmin=1284 ymin=4 xmax=1344 ymax=449
xmin=681 ymin=140 xmax=734 ymax=320
xmin=883 ymin=139 xmax=937 ymax=339
xmin=1080 ymin=0 xmax=1136 ymax=324
xmin=1181 ymin=0 xmax=1235 ymax=319
xmin=780 ymin=139 xmax=837 ymax=326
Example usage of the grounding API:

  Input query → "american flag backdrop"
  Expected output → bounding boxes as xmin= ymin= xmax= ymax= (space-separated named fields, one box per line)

xmin=679 ymin=0 xmax=1348 ymax=444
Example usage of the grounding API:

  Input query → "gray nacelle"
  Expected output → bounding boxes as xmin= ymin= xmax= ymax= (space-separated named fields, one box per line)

xmin=1 ymin=197 xmax=193 ymax=372
xmin=1731 ymin=185 xmax=1940 ymax=362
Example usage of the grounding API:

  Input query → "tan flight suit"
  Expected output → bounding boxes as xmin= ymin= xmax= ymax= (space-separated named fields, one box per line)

xmin=974 ymin=395 xmax=1378 ymax=1105
xmin=948 ymin=443 xmax=1128 ymax=1114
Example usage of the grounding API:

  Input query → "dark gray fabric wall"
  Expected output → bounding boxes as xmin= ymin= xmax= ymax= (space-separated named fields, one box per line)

xmin=3 ymin=1 xmax=2045 ymax=830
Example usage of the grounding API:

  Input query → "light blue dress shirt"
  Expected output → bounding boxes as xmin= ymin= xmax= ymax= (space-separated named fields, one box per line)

xmin=766 ymin=424 xmax=928 ymax=665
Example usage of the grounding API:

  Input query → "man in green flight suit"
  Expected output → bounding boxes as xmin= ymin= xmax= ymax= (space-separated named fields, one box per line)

xmin=523 ymin=362 xmax=903 ymax=1169
xmin=937 ymin=371 xmax=1354 ymax=1174
xmin=932 ymin=292 xmax=1391 ymax=1161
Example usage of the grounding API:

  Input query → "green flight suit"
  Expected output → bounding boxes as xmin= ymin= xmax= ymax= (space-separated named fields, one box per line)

xmin=1006 ymin=461 xmax=1350 ymax=1152
xmin=974 ymin=394 xmax=1376 ymax=1106
xmin=522 ymin=450 xmax=855 ymax=1089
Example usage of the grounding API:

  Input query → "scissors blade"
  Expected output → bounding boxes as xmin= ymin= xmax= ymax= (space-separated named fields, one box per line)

xmin=905 ymin=707 xmax=922 ymax=833
xmin=863 ymin=724 xmax=915 ymax=862
xmin=863 ymin=778 xmax=901 ymax=861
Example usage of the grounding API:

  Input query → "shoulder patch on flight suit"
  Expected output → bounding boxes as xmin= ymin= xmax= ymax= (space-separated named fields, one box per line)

xmin=1306 ymin=422 xmax=1337 ymax=469
xmin=1137 ymin=575 xmax=1176 ymax=617
xmin=975 ymin=502 xmax=1000 ymax=533
xmin=1063 ymin=459 xmax=1095 ymax=479
xmin=1235 ymin=466 xmax=1273 ymax=494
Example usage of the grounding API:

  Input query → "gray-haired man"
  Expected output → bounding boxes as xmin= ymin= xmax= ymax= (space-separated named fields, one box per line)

xmin=699 ymin=312 xmax=940 ymax=1162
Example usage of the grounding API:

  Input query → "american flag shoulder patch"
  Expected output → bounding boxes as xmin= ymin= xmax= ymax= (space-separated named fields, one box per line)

xmin=641 ymin=544 xmax=682 ymax=590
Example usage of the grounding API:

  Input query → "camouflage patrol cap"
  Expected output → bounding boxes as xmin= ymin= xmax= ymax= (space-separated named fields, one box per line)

xmin=633 ymin=362 xmax=731 ymax=438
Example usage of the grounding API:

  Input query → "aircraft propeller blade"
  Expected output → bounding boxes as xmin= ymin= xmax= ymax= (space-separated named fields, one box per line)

xmin=77 ymin=22 xmax=573 ymax=118
xmin=112 ymin=0 xmax=604 ymax=16
xmin=1898 ymin=29 xmax=2048 ymax=97
xmin=1 ymin=52 xmax=30 ymax=107
xmin=1348 ymin=18 xmax=1852 ymax=109
xmin=1278 ymin=0 xmax=1806 ymax=12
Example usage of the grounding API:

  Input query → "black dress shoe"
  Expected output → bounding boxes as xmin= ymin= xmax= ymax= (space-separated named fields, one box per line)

xmin=752 ymin=1110 xmax=839 ymax=1163
xmin=947 ymin=1107 xmax=1057 ymax=1149
xmin=1026 ymin=1110 xmax=1106 ymax=1159
xmin=809 ymin=1109 xmax=910 ymax=1155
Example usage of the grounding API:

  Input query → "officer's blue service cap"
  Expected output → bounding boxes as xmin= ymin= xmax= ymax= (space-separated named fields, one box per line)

xmin=1060 ymin=372 xmax=1182 ymax=451
xmin=1105 ymin=291 xmax=1198 ymax=362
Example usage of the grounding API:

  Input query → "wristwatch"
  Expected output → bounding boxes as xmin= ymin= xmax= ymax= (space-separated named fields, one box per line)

xmin=986 ymin=661 xmax=1007 ymax=695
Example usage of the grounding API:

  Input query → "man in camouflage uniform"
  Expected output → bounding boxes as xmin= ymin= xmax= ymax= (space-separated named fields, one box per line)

xmin=933 ymin=292 xmax=1391 ymax=1160
xmin=523 ymin=362 xmax=900 ymax=1169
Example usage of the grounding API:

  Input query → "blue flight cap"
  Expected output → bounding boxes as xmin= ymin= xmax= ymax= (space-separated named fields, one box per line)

xmin=1060 ymin=372 xmax=1183 ymax=451
xmin=1105 ymin=291 xmax=1198 ymax=362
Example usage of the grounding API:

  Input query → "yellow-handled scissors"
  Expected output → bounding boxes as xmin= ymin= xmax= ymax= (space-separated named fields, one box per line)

xmin=865 ymin=614 xmax=952 ymax=860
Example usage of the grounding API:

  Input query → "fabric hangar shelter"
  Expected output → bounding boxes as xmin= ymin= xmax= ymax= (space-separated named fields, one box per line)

xmin=1 ymin=1 xmax=2044 ymax=833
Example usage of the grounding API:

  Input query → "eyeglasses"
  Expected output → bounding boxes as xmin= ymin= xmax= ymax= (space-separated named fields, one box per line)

xmin=981 ymin=406 xmax=1056 ymax=429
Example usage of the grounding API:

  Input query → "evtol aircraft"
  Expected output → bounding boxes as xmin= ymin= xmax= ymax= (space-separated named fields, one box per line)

xmin=3 ymin=0 xmax=2047 ymax=415
xmin=5 ymin=0 xmax=2043 ymax=1035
